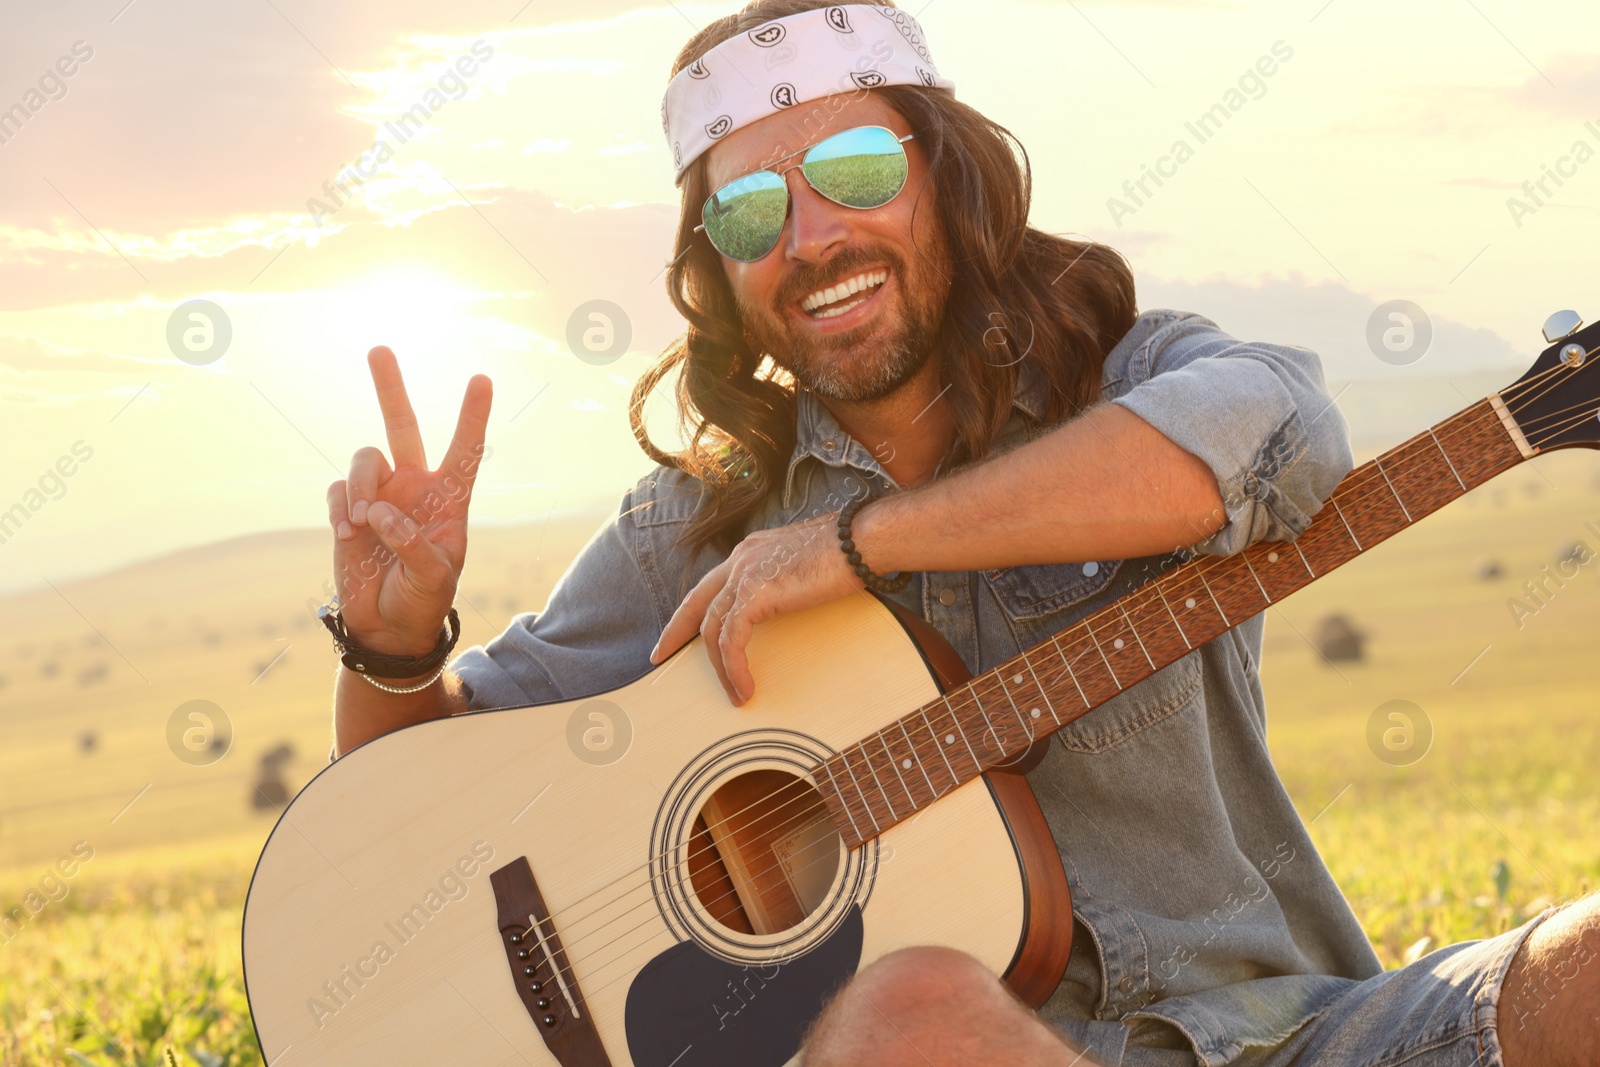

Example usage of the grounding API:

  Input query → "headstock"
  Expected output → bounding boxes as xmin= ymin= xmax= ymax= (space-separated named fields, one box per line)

xmin=1499 ymin=311 xmax=1600 ymax=452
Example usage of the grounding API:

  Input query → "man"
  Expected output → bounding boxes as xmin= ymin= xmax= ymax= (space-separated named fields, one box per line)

xmin=322 ymin=2 xmax=1598 ymax=1064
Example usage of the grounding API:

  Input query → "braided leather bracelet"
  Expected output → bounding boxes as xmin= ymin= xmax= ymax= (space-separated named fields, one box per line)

xmin=837 ymin=495 xmax=913 ymax=594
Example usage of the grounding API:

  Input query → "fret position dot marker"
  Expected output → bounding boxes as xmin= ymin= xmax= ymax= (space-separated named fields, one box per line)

xmin=1185 ymin=597 xmax=1196 ymax=609
xmin=1012 ymin=674 xmax=1022 ymax=684
xmin=944 ymin=733 xmax=955 ymax=745
xmin=902 ymin=758 xmax=912 ymax=770
xmin=1030 ymin=707 xmax=1041 ymax=718
xmin=1113 ymin=638 xmax=1124 ymax=649
xmin=1268 ymin=551 xmax=1279 ymax=563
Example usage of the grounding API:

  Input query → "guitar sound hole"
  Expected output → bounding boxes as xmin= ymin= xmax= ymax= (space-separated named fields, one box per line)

xmin=687 ymin=770 xmax=842 ymax=936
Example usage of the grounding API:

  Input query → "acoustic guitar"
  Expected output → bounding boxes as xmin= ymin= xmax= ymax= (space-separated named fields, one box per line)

xmin=242 ymin=312 xmax=1598 ymax=1066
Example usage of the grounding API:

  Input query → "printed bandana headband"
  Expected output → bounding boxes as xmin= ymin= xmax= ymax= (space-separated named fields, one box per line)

xmin=661 ymin=4 xmax=956 ymax=185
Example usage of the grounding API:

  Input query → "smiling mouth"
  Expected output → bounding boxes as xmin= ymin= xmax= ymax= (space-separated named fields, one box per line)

xmin=797 ymin=268 xmax=890 ymax=319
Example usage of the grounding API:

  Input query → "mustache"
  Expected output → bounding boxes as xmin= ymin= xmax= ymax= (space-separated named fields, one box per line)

xmin=775 ymin=248 xmax=900 ymax=307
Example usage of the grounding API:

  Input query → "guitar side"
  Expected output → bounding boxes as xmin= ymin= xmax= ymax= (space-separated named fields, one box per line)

xmin=242 ymin=593 xmax=1072 ymax=1066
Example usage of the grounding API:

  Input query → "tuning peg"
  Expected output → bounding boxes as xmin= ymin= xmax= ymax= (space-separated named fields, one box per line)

xmin=1542 ymin=310 xmax=1583 ymax=344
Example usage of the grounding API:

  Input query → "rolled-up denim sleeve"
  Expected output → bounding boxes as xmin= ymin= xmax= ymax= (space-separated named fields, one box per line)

xmin=1106 ymin=310 xmax=1354 ymax=557
xmin=447 ymin=483 xmax=667 ymax=712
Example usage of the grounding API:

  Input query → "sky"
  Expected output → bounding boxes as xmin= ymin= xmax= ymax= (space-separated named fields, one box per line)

xmin=1 ymin=0 xmax=1597 ymax=595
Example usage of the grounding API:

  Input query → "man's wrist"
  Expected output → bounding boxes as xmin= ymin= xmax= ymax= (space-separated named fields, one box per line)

xmin=851 ymin=493 xmax=898 ymax=575
xmin=346 ymin=661 xmax=448 ymax=694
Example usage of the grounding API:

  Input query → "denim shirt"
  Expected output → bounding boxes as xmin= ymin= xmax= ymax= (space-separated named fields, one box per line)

xmin=448 ymin=310 xmax=1384 ymax=1066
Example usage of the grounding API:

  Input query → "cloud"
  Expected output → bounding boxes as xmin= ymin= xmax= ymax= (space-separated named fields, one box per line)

xmin=1132 ymin=270 xmax=1528 ymax=381
xmin=1498 ymin=53 xmax=1600 ymax=121
xmin=1332 ymin=53 xmax=1600 ymax=138
xmin=0 ymin=335 xmax=166 ymax=375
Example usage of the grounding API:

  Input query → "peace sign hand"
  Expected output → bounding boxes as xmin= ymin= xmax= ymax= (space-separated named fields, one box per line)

xmin=325 ymin=346 xmax=493 ymax=657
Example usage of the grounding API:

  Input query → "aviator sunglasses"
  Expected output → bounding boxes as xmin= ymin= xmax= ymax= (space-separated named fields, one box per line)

xmin=695 ymin=124 xmax=915 ymax=262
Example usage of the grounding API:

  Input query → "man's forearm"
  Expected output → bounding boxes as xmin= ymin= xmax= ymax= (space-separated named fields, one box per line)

xmin=855 ymin=403 xmax=1227 ymax=573
xmin=333 ymin=665 xmax=469 ymax=757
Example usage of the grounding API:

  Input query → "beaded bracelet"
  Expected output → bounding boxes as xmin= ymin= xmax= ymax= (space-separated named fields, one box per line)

xmin=837 ymin=495 xmax=913 ymax=594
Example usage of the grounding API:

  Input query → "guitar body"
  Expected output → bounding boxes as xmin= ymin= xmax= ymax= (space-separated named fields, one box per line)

xmin=243 ymin=593 xmax=1073 ymax=1066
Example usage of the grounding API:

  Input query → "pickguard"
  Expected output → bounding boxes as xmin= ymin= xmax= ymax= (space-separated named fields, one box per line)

xmin=623 ymin=905 xmax=863 ymax=1066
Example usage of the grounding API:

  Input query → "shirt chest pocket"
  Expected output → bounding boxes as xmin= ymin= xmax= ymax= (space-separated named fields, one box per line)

xmin=982 ymin=559 xmax=1205 ymax=753
xmin=982 ymin=559 xmax=1120 ymax=620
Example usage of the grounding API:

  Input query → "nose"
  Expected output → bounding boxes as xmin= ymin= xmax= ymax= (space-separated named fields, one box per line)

xmin=780 ymin=166 xmax=850 ymax=265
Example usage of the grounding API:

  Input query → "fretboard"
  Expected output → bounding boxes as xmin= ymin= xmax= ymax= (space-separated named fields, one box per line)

xmin=812 ymin=397 xmax=1529 ymax=849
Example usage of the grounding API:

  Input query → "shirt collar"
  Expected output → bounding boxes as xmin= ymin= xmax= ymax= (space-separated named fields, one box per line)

xmin=780 ymin=355 xmax=1051 ymax=508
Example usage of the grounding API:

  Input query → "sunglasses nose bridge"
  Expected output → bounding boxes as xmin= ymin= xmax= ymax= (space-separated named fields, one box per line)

xmin=778 ymin=165 xmax=854 ymax=259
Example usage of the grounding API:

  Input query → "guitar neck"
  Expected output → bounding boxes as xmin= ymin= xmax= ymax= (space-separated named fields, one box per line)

xmin=815 ymin=396 xmax=1530 ymax=849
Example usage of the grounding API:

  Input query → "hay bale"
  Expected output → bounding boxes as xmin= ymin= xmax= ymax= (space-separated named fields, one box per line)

xmin=251 ymin=775 xmax=289 ymax=811
xmin=1314 ymin=614 xmax=1365 ymax=663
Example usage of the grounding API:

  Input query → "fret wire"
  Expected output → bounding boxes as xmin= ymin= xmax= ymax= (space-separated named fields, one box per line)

xmin=855 ymin=744 xmax=900 ymax=821
xmin=1116 ymin=601 xmax=1157 ymax=670
xmin=939 ymin=695 xmax=986 ymax=774
xmin=816 ymin=759 xmax=864 ymax=842
xmin=870 ymin=735 xmax=921 ymax=819
xmin=1427 ymin=427 xmax=1468 ymax=492
xmin=1372 ymin=456 xmax=1414 ymax=522
xmin=1291 ymin=539 xmax=1317 ymax=578
xmin=835 ymin=749 xmax=883 ymax=834
xmin=1020 ymin=653 xmax=1063 ymax=725
xmin=875 ymin=731 xmax=917 ymax=811
xmin=917 ymin=708 xmax=960 ymax=784
xmin=1150 ymin=577 xmax=1193 ymax=649
xmin=1047 ymin=633 xmax=1092 ymax=707
xmin=898 ymin=719 xmax=940 ymax=797
xmin=1330 ymin=497 xmax=1363 ymax=550
xmin=1238 ymin=550 xmax=1272 ymax=604
xmin=1081 ymin=618 xmax=1121 ymax=687
xmin=952 ymin=686 xmax=1010 ymax=760
xmin=991 ymin=671 xmax=1037 ymax=742
xmin=1193 ymin=564 xmax=1231 ymax=627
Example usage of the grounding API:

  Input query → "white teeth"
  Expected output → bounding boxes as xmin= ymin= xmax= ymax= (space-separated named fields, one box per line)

xmin=813 ymin=295 xmax=869 ymax=319
xmin=803 ymin=270 xmax=887 ymax=313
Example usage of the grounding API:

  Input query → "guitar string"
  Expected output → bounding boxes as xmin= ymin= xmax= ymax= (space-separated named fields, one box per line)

xmin=1490 ymin=344 xmax=1600 ymax=427
xmin=1494 ymin=362 xmax=1600 ymax=439
xmin=510 ymin=355 xmax=1589 ymax=974
xmin=535 ymin=352 xmax=1590 ymax=938
xmin=499 ymin=352 xmax=1598 ymax=1002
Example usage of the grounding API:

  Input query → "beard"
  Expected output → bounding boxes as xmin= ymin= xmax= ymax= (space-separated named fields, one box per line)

xmin=734 ymin=240 xmax=949 ymax=403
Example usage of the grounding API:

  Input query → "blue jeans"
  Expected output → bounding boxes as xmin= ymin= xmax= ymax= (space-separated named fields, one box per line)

xmin=1049 ymin=906 xmax=1562 ymax=1067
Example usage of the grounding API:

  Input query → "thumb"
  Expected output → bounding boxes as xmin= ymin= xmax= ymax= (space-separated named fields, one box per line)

xmin=367 ymin=501 xmax=451 ymax=591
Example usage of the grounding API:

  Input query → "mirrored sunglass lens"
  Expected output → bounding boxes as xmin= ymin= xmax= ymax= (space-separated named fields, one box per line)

xmin=702 ymin=170 xmax=788 ymax=261
xmin=802 ymin=126 xmax=908 ymax=209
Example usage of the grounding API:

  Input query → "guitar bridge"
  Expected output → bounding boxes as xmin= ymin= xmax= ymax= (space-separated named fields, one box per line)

xmin=490 ymin=856 xmax=613 ymax=1066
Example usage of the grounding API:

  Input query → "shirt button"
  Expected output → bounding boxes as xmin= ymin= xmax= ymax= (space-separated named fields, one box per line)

xmin=1118 ymin=976 xmax=1137 ymax=994
xmin=823 ymin=438 xmax=837 ymax=450
xmin=938 ymin=588 xmax=957 ymax=606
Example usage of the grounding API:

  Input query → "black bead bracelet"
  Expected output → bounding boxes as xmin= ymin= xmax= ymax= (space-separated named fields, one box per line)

xmin=837 ymin=495 xmax=913 ymax=594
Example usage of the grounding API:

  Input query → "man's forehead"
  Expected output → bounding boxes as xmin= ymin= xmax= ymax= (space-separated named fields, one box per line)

xmin=704 ymin=93 xmax=900 ymax=188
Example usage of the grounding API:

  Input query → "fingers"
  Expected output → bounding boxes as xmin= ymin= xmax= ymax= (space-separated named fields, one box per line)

xmin=365 ymin=500 xmax=451 ymax=594
xmin=368 ymin=346 xmax=428 ymax=469
xmin=437 ymin=374 xmax=493 ymax=490
xmin=650 ymin=562 xmax=728 ymax=664
xmin=716 ymin=594 xmax=761 ymax=705
xmin=345 ymin=446 xmax=393 ymax=527
xmin=326 ymin=480 xmax=354 ymax=542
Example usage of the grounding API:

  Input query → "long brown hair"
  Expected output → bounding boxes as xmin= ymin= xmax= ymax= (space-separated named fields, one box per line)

xmin=630 ymin=0 xmax=1138 ymax=560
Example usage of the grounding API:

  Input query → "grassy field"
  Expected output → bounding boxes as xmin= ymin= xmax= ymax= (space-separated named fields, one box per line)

xmin=2 ymin=450 xmax=1598 ymax=1064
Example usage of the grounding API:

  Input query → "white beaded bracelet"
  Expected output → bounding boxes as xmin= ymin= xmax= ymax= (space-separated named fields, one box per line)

xmin=356 ymin=662 xmax=447 ymax=694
